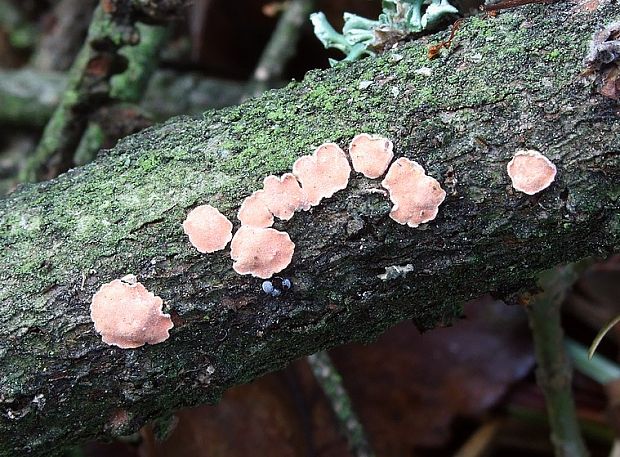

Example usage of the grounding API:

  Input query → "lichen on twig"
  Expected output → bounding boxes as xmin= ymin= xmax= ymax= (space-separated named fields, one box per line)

xmin=310 ymin=0 xmax=458 ymax=65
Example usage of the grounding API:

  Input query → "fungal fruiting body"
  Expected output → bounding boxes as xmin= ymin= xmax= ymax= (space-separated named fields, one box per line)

xmin=237 ymin=192 xmax=274 ymax=228
xmin=381 ymin=157 xmax=447 ymax=227
xmin=507 ymin=149 xmax=557 ymax=195
xmin=258 ymin=173 xmax=310 ymax=220
xmin=348 ymin=133 xmax=394 ymax=179
xmin=90 ymin=275 xmax=173 ymax=349
xmin=183 ymin=204 xmax=233 ymax=253
xmin=292 ymin=143 xmax=351 ymax=206
xmin=230 ymin=226 xmax=295 ymax=279
xmin=262 ymin=277 xmax=292 ymax=297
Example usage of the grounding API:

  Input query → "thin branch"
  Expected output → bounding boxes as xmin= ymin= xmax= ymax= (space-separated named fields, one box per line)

xmin=0 ymin=68 xmax=256 ymax=128
xmin=31 ymin=0 xmax=98 ymax=72
xmin=526 ymin=264 xmax=591 ymax=457
xmin=307 ymin=351 xmax=375 ymax=457
xmin=244 ymin=0 xmax=314 ymax=99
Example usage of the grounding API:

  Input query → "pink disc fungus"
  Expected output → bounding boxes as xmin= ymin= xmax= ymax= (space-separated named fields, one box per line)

xmin=90 ymin=275 xmax=173 ymax=349
xmin=230 ymin=226 xmax=295 ymax=278
xmin=507 ymin=149 xmax=557 ymax=195
xmin=182 ymin=204 xmax=233 ymax=253
xmin=257 ymin=173 xmax=310 ymax=220
xmin=348 ymin=133 xmax=394 ymax=179
xmin=381 ymin=157 xmax=447 ymax=228
xmin=292 ymin=143 xmax=351 ymax=207
xmin=237 ymin=192 xmax=274 ymax=228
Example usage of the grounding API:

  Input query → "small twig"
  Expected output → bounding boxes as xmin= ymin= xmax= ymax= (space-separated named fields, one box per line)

xmin=428 ymin=19 xmax=462 ymax=60
xmin=525 ymin=264 xmax=590 ymax=457
xmin=306 ymin=351 xmax=375 ymax=457
xmin=481 ymin=0 xmax=555 ymax=12
xmin=589 ymin=315 xmax=620 ymax=360
xmin=31 ymin=0 xmax=98 ymax=72
xmin=453 ymin=419 xmax=502 ymax=457
xmin=243 ymin=0 xmax=314 ymax=99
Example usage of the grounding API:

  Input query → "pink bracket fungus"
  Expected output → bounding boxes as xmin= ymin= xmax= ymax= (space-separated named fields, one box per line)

xmin=381 ymin=157 xmax=447 ymax=228
xmin=230 ymin=226 xmax=295 ymax=279
xmin=182 ymin=204 xmax=233 ymax=253
xmin=507 ymin=149 xmax=557 ymax=195
xmin=237 ymin=192 xmax=274 ymax=228
xmin=348 ymin=133 xmax=394 ymax=179
xmin=257 ymin=173 xmax=310 ymax=220
xmin=90 ymin=275 xmax=173 ymax=349
xmin=292 ymin=143 xmax=351 ymax=207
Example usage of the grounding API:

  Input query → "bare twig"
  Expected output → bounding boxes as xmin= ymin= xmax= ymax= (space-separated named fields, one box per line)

xmin=31 ymin=0 xmax=98 ymax=72
xmin=244 ymin=0 xmax=314 ymax=99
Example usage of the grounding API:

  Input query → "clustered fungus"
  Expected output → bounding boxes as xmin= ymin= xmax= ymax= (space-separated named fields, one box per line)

xmin=381 ymin=157 xmax=447 ymax=227
xmin=258 ymin=173 xmax=310 ymax=219
xmin=349 ymin=133 xmax=394 ymax=179
xmin=292 ymin=143 xmax=351 ymax=206
xmin=90 ymin=275 xmax=173 ymax=349
xmin=230 ymin=226 xmax=295 ymax=279
xmin=92 ymin=131 xmax=566 ymax=348
xmin=507 ymin=149 xmax=557 ymax=195
xmin=237 ymin=192 xmax=274 ymax=228
xmin=183 ymin=204 xmax=233 ymax=253
xmin=262 ymin=277 xmax=292 ymax=297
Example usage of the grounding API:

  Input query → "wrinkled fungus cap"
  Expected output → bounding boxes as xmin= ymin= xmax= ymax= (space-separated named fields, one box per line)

xmin=90 ymin=275 xmax=173 ymax=349
xmin=182 ymin=204 xmax=233 ymax=253
xmin=230 ymin=226 xmax=295 ymax=279
xmin=237 ymin=192 xmax=274 ymax=228
xmin=507 ymin=149 xmax=557 ymax=195
xmin=257 ymin=173 xmax=310 ymax=220
xmin=348 ymin=133 xmax=394 ymax=179
xmin=292 ymin=143 xmax=351 ymax=206
xmin=381 ymin=157 xmax=447 ymax=228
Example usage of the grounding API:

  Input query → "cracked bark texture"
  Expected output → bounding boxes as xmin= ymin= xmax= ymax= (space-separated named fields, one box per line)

xmin=1 ymin=2 xmax=619 ymax=455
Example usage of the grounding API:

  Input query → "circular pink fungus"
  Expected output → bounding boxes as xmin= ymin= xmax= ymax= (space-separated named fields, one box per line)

xmin=348 ymin=133 xmax=394 ymax=179
xmin=90 ymin=275 xmax=173 ymax=349
xmin=182 ymin=204 xmax=233 ymax=253
xmin=507 ymin=149 xmax=557 ymax=195
xmin=230 ymin=226 xmax=295 ymax=279
xmin=237 ymin=192 xmax=274 ymax=228
xmin=381 ymin=157 xmax=447 ymax=228
xmin=257 ymin=173 xmax=310 ymax=220
xmin=292 ymin=143 xmax=351 ymax=207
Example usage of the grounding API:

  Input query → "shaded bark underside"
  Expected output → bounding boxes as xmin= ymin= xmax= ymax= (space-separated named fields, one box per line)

xmin=0 ymin=2 xmax=619 ymax=455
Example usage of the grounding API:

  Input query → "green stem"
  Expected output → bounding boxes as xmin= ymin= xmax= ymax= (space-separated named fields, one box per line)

xmin=566 ymin=338 xmax=620 ymax=385
xmin=307 ymin=351 xmax=375 ymax=457
xmin=526 ymin=265 xmax=590 ymax=457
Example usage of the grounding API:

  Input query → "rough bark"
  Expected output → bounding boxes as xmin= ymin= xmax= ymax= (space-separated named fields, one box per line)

xmin=0 ymin=2 xmax=619 ymax=455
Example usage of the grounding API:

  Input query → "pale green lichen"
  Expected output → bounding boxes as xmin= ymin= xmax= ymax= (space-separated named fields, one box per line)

xmin=311 ymin=0 xmax=458 ymax=65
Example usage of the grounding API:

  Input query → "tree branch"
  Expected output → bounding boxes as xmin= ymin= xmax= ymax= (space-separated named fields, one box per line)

xmin=20 ymin=0 xmax=176 ymax=182
xmin=0 ymin=3 xmax=618 ymax=456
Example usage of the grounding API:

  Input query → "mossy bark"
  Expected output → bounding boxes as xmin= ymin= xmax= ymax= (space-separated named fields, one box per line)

xmin=0 ymin=3 xmax=619 ymax=455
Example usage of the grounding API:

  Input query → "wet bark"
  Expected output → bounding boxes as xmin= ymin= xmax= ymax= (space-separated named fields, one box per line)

xmin=0 ymin=2 xmax=619 ymax=455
